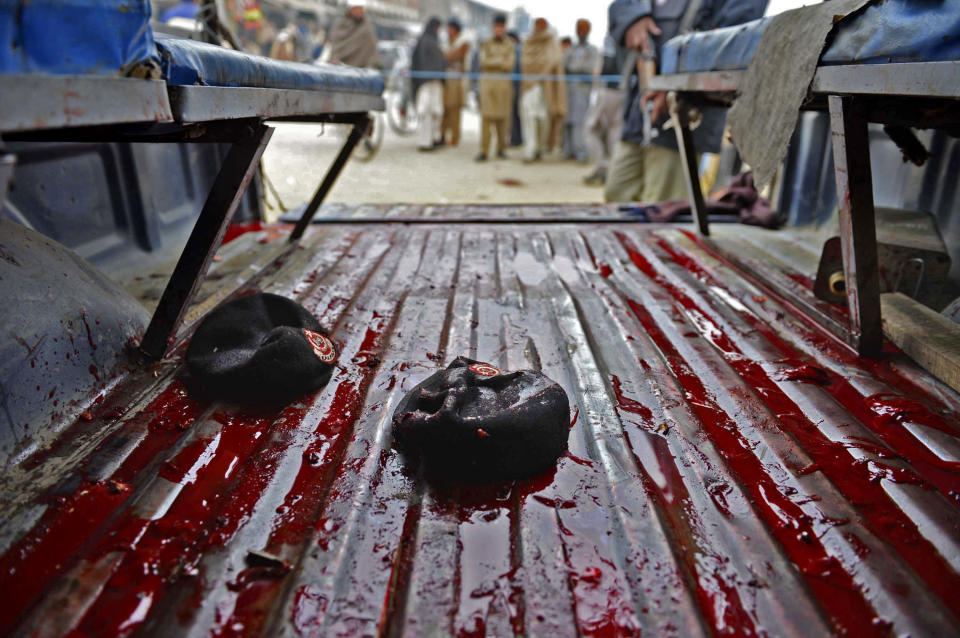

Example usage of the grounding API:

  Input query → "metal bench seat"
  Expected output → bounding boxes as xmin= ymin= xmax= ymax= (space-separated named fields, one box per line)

xmin=647 ymin=3 xmax=960 ymax=359
xmin=661 ymin=2 xmax=960 ymax=76
xmin=155 ymin=35 xmax=384 ymax=122
xmin=1 ymin=2 xmax=384 ymax=362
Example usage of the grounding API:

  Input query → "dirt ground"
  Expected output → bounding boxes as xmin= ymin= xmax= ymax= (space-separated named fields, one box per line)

xmin=261 ymin=109 xmax=606 ymax=216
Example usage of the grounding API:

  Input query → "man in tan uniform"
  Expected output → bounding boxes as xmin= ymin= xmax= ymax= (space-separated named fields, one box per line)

xmin=441 ymin=18 xmax=469 ymax=147
xmin=520 ymin=17 xmax=566 ymax=163
xmin=476 ymin=14 xmax=515 ymax=161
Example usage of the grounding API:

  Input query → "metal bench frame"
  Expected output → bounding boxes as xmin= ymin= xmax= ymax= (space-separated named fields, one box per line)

xmin=0 ymin=74 xmax=383 ymax=361
xmin=649 ymin=60 xmax=960 ymax=357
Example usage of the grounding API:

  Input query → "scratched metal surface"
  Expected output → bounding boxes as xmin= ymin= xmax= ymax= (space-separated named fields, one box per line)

xmin=2 ymin=208 xmax=960 ymax=638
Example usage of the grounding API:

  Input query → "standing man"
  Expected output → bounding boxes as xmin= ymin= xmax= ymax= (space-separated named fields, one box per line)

xmin=563 ymin=19 xmax=601 ymax=162
xmin=547 ymin=34 xmax=569 ymax=155
xmin=583 ymin=35 xmax=625 ymax=185
xmin=441 ymin=18 xmax=470 ymax=147
xmin=507 ymin=31 xmax=524 ymax=148
xmin=411 ymin=17 xmax=447 ymax=151
xmin=604 ymin=0 xmax=767 ymax=202
xmin=520 ymin=18 xmax=565 ymax=163
xmin=476 ymin=14 xmax=516 ymax=162
xmin=326 ymin=1 xmax=380 ymax=68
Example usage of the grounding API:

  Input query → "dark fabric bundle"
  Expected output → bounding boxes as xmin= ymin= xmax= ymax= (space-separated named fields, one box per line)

xmin=637 ymin=171 xmax=778 ymax=228
xmin=185 ymin=293 xmax=338 ymax=406
xmin=392 ymin=357 xmax=570 ymax=481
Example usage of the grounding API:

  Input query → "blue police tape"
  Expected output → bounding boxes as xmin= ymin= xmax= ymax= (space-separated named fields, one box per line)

xmin=384 ymin=70 xmax=623 ymax=84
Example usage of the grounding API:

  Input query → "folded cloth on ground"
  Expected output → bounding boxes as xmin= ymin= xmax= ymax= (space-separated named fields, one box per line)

xmin=634 ymin=172 xmax=777 ymax=228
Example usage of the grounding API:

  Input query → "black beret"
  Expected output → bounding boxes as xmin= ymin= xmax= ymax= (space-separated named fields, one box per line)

xmin=392 ymin=357 xmax=570 ymax=481
xmin=185 ymin=292 xmax=338 ymax=406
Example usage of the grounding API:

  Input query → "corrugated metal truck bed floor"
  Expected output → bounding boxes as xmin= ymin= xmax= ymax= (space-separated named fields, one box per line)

xmin=2 ymin=208 xmax=959 ymax=637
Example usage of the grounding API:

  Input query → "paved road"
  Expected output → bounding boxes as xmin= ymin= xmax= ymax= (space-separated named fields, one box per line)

xmin=261 ymin=109 xmax=606 ymax=217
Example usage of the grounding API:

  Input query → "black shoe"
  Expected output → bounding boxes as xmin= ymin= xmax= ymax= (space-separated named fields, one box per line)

xmin=583 ymin=170 xmax=607 ymax=186
xmin=496 ymin=151 xmax=507 ymax=159
xmin=475 ymin=153 xmax=488 ymax=162
xmin=418 ymin=146 xmax=436 ymax=153
xmin=433 ymin=140 xmax=447 ymax=149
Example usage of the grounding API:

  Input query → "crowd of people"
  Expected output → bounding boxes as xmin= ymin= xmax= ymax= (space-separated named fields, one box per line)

xmin=163 ymin=0 xmax=769 ymax=203
xmin=408 ymin=13 xmax=618 ymax=190
xmin=403 ymin=0 xmax=767 ymax=202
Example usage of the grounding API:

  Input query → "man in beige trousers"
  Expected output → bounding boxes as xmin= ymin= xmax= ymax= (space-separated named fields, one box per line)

xmin=476 ymin=14 xmax=516 ymax=161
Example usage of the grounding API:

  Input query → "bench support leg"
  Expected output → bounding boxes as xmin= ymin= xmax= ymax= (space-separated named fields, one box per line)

xmin=0 ymin=153 xmax=15 ymax=203
xmin=140 ymin=121 xmax=274 ymax=361
xmin=290 ymin=114 xmax=370 ymax=242
xmin=828 ymin=95 xmax=882 ymax=357
xmin=671 ymin=95 xmax=709 ymax=236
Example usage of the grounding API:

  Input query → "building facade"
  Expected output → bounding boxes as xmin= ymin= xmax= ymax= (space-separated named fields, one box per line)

xmin=419 ymin=0 xmax=529 ymax=38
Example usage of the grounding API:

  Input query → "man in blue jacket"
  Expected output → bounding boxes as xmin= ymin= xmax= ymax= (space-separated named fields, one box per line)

xmin=604 ymin=0 xmax=767 ymax=202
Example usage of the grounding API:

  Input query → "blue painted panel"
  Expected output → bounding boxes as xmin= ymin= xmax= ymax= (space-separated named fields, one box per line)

xmin=821 ymin=0 xmax=960 ymax=66
xmin=660 ymin=18 xmax=770 ymax=74
xmin=0 ymin=0 xmax=156 ymax=75
xmin=2 ymin=141 xmax=262 ymax=266
xmin=661 ymin=1 xmax=960 ymax=74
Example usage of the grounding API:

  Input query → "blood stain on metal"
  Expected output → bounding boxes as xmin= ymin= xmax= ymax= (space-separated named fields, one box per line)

xmin=3 ymin=220 xmax=960 ymax=636
xmin=0 ymin=380 xmax=207 ymax=634
xmin=774 ymin=364 xmax=831 ymax=385
xmin=616 ymin=234 xmax=902 ymax=635
xmin=626 ymin=230 xmax=960 ymax=614
xmin=79 ymin=308 xmax=97 ymax=350
xmin=215 ymin=321 xmax=391 ymax=634
xmin=610 ymin=374 xmax=656 ymax=428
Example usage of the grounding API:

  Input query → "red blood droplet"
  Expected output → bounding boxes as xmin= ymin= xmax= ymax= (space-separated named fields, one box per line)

xmin=580 ymin=567 xmax=602 ymax=583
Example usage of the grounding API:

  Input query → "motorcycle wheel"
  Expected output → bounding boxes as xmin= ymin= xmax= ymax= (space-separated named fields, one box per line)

xmin=387 ymin=92 xmax=418 ymax=136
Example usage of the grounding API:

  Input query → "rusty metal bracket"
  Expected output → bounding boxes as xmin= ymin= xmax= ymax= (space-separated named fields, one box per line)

xmin=670 ymin=93 xmax=710 ymax=237
xmin=139 ymin=121 xmax=274 ymax=361
xmin=828 ymin=95 xmax=883 ymax=357
xmin=0 ymin=153 xmax=15 ymax=202
xmin=289 ymin=113 xmax=370 ymax=242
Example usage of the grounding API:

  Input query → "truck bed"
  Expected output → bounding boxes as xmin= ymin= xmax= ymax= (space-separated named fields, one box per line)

xmin=2 ymin=206 xmax=959 ymax=637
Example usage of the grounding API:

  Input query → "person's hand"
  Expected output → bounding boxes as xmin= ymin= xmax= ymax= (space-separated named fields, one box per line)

xmin=641 ymin=90 xmax=668 ymax=122
xmin=624 ymin=16 xmax=661 ymax=55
